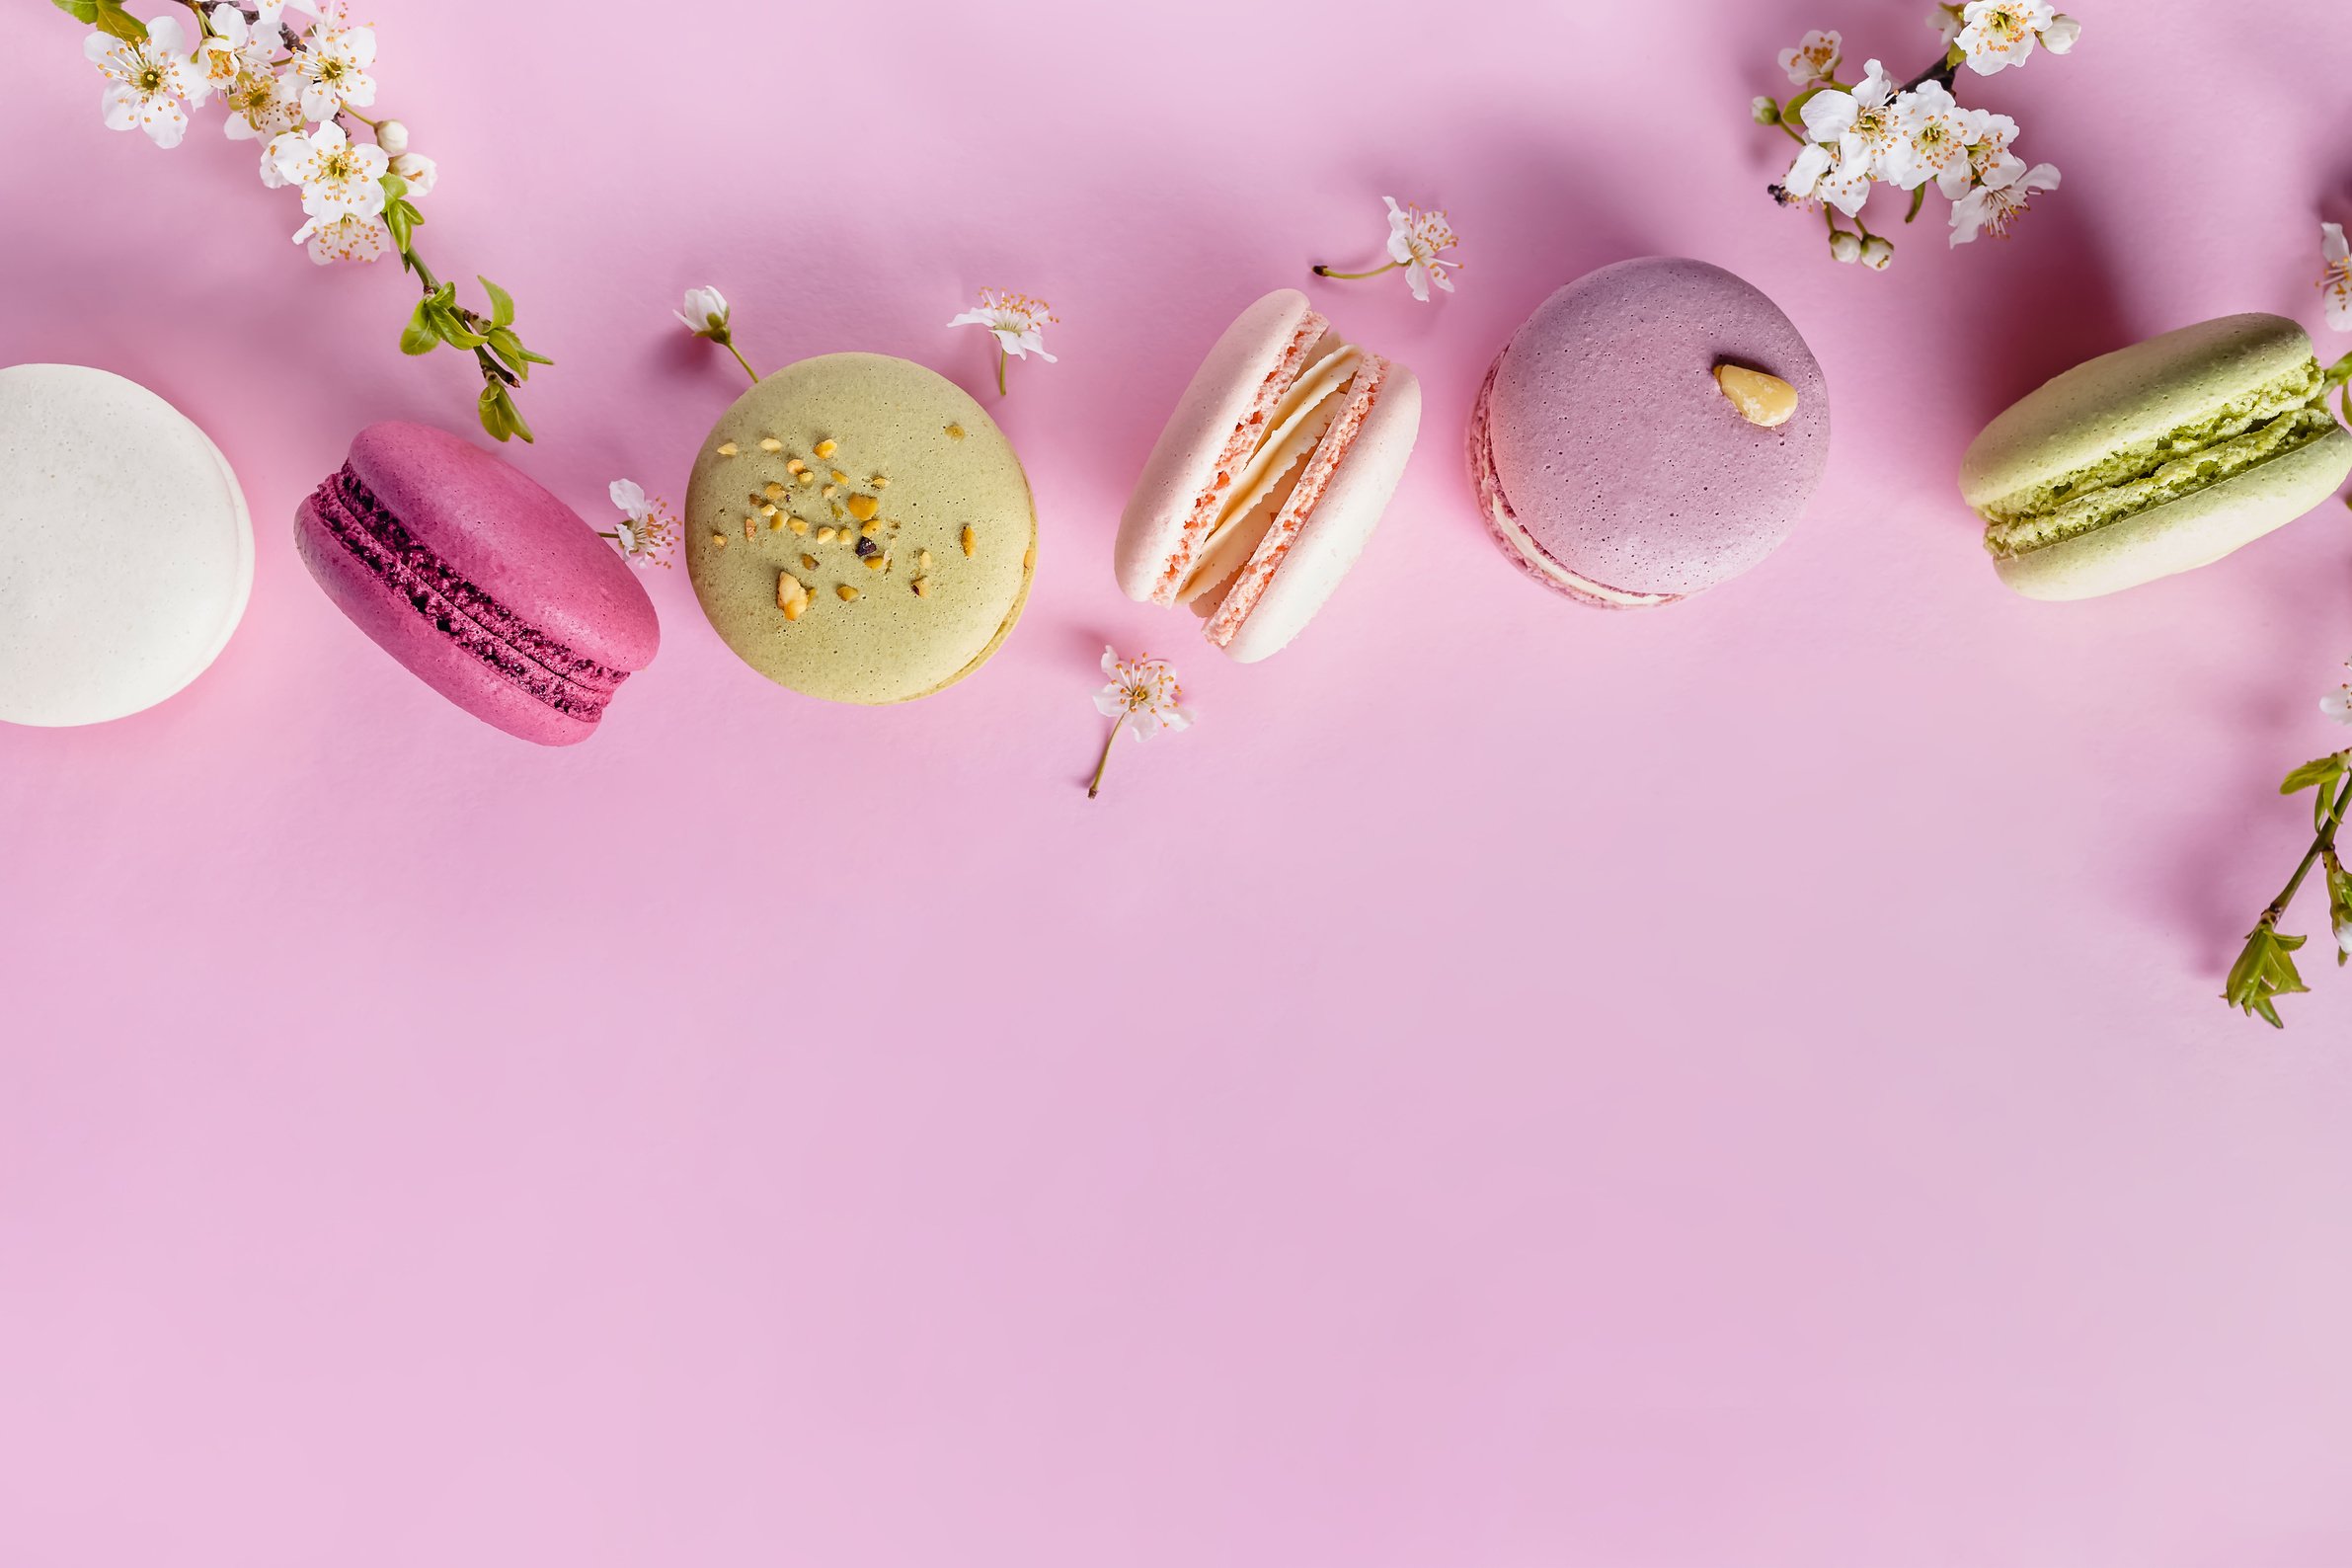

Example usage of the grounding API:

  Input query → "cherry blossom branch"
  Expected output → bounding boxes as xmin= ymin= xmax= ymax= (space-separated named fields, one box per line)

xmin=57 ymin=0 xmax=550 ymax=441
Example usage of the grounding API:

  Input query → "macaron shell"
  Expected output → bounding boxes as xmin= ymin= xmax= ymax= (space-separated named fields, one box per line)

xmin=344 ymin=423 xmax=659 ymax=676
xmin=1994 ymin=421 xmax=2352 ymax=600
xmin=293 ymin=494 xmax=600 ymax=745
xmin=0 ymin=362 xmax=253 ymax=727
xmin=1222 ymin=365 xmax=1421 ymax=665
xmin=684 ymin=354 xmax=1035 ymax=706
xmin=1481 ymin=258 xmax=1829 ymax=599
xmin=1962 ymin=313 xmax=2320 ymax=511
xmin=1117 ymin=289 xmax=1319 ymax=602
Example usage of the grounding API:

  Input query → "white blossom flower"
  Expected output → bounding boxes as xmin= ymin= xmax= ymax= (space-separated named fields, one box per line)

xmin=1800 ymin=59 xmax=1900 ymax=182
xmin=1957 ymin=0 xmax=2057 ymax=75
xmin=389 ymin=151 xmax=436 ymax=196
xmin=1885 ymin=81 xmax=1973 ymax=193
xmin=83 ymin=16 xmax=205 ymax=148
xmin=286 ymin=13 xmax=377 ymax=122
xmin=1088 ymin=645 xmax=1193 ymax=797
xmin=2320 ymin=224 xmax=2352 ymax=334
xmin=1382 ymin=197 xmax=1462 ymax=301
xmin=301 ymin=212 xmax=392 ymax=266
xmin=674 ymin=285 xmax=730 ymax=337
xmin=194 ymin=5 xmax=275 ymax=100
xmin=1927 ymin=4 xmax=1965 ymax=44
xmin=270 ymin=122 xmax=388 ymax=248
xmin=2324 ymin=684 xmax=2352 ymax=724
xmin=1776 ymin=29 xmax=1842 ymax=87
xmin=1784 ymin=139 xmax=1873 ymax=219
xmin=1950 ymin=159 xmax=2060 ymax=245
xmin=948 ymin=288 xmax=1058 ymax=362
xmin=604 ymin=480 xmax=677 ymax=567
xmin=1953 ymin=109 xmax=2021 ymax=195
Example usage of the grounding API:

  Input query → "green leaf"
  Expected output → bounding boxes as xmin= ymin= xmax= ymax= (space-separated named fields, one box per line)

xmin=429 ymin=305 xmax=486 ymax=350
xmin=2281 ymin=754 xmax=2346 ymax=796
xmin=2330 ymin=862 xmax=2352 ymax=969
xmin=476 ymin=382 xmax=532 ymax=444
xmin=478 ymin=276 xmax=515 ymax=328
xmin=2224 ymin=922 xmax=2311 ymax=1029
xmin=89 ymin=0 xmax=146 ymax=39
xmin=383 ymin=202 xmax=413 ymax=252
xmin=398 ymin=299 xmax=438 ymax=355
xmin=51 ymin=1 xmax=102 ymax=22
xmin=379 ymin=173 xmax=408 ymax=202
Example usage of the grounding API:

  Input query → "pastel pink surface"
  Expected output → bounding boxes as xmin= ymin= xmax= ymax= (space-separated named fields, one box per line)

xmin=294 ymin=421 xmax=659 ymax=745
xmin=8 ymin=3 xmax=2352 ymax=1566
xmin=1476 ymin=256 xmax=1830 ymax=600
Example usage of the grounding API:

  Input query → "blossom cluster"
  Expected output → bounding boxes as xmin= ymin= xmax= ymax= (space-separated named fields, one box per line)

xmin=1754 ymin=4 xmax=2078 ymax=270
xmin=80 ymin=3 xmax=431 ymax=265
xmin=63 ymin=2 xmax=547 ymax=440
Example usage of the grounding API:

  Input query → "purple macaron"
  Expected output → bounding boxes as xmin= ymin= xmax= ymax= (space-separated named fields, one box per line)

xmin=1468 ymin=257 xmax=1830 ymax=608
xmin=295 ymin=422 xmax=659 ymax=745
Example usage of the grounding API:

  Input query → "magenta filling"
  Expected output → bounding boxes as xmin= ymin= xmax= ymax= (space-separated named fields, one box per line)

xmin=307 ymin=465 xmax=627 ymax=722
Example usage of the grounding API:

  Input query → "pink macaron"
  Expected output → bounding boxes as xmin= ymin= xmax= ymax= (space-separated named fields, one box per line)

xmin=1468 ymin=257 xmax=1829 ymax=608
xmin=1117 ymin=288 xmax=1421 ymax=663
xmin=295 ymin=422 xmax=659 ymax=745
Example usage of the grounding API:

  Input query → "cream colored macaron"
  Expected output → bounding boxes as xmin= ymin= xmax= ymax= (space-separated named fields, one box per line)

xmin=1962 ymin=313 xmax=2352 ymax=600
xmin=684 ymin=353 xmax=1037 ymax=704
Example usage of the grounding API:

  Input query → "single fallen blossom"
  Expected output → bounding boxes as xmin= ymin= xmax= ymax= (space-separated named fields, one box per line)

xmin=675 ymin=284 xmax=757 ymax=382
xmin=948 ymin=288 xmax=1058 ymax=396
xmin=2320 ymin=223 xmax=2352 ymax=335
xmin=601 ymin=479 xmax=677 ymax=569
xmin=1088 ymin=645 xmax=1192 ymax=799
xmin=1313 ymin=196 xmax=1462 ymax=302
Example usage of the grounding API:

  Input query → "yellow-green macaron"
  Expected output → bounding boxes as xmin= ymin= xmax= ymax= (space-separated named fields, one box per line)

xmin=684 ymin=353 xmax=1037 ymax=703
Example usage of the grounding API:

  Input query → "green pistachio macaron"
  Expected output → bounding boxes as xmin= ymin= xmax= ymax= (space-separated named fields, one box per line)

xmin=684 ymin=353 xmax=1036 ymax=704
xmin=1961 ymin=313 xmax=2352 ymax=600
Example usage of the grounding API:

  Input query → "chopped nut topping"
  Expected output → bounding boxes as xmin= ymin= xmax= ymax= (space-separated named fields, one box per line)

xmin=710 ymin=531 xmax=728 ymax=548
xmin=745 ymin=516 xmax=755 ymax=540
xmin=814 ymin=438 xmax=838 ymax=459
xmin=822 ymin=485 xmax=838 ymax=501
xmin=716 ymin=440 xmax=740 ymax=457
xmin=758 ymin=436 xmax=784 ymax=452
xmin=835 ymin=583 xmax=858 ymax=601
xmin=786 ymin=458 xmax=807 ymax=475
xmin=778 ymin=573 xmax=810 ymax=619
xmin=871 ymin=476 xmax=890 ymax=489
xmin=864 ymin=554 xmax=886 ymax=571
xmin=961 ymin=524 xmax=977 ymax=557
xmin=817 ymin=526 xmax=837 ymax=543
xmin=763 ymin=481 xmax=786 ymax=500
xmin=845 ymin=494 xmax=880 ymax=522
xmin=801 ymin=553 xmax=819 ymax=570
xmin=788 ymin=515 xmax=809 ymax=535
xmin=770 ymin=513 xmax=787 ymax=531
xmin=912 ymin=577 xmax=930 ymax=597
xmin=918 ymin=550 xmax=933 ymax=570
xmin=758 ymin=503 xmax=778 ymax=517
xmin=1713 ymin=362 xmax=1799 ymax=429
xmin=829 ymin=470 xmax=848 ymax=485
xmin=796 ymin=470 xmax=815 ymax=486
xmin=945 ymin=424 xmax=965 ymax=441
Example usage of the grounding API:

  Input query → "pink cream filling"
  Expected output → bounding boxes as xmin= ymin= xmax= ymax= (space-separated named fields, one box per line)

xmin=1204 ymin=356 xmax=1387 ymax=648
xmin=1149 ymin=312 xmax=1331 ymax=606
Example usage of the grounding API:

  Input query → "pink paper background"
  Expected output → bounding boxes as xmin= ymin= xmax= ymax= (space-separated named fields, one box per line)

xmin=7 ymin=1 xmax=2352 ymax=1561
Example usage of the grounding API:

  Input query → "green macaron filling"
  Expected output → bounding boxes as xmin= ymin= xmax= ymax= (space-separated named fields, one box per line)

xmin=1981 ymin=357 xmax=2336 ymax=558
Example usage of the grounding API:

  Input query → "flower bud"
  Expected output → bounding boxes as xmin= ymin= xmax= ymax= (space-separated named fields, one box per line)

xmin=389 ymin=152 xmax=437 ymax=197
xmin=1859 ymin=235 xmax=1895 ymax=271
xmin=375 ymin=118 xmax=410 ymax=157
xmin=1751 ymin=96 xmax=1781 ymax=125
xmin=1829 ymin=230 xmax=1862 ymax=264
xmin=2040 ymin=13 xmax=2080 ymax=53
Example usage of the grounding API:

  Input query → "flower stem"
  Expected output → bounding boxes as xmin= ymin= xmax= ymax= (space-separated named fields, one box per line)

xmin=1087 ymin=713 xmax=1129 ymax=799
xmin=723 ymin=339 xmax=759 ymax=384
xmin=1312 ymin=261 xmax=1403 ymax=281
xmin=995 ymin=345 xmax=1007 ymax=398
xmin=2265 ymin=768 xmax=2352 ymax=922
